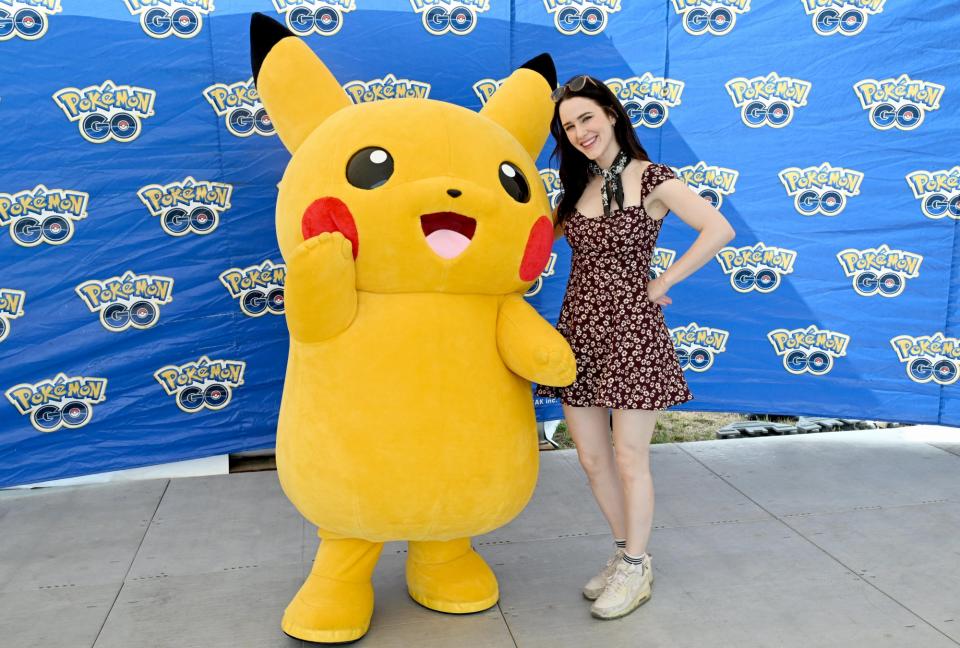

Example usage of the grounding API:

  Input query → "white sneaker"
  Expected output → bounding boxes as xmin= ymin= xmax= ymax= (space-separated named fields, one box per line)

xmin=582 ymin=549 xmax=623 ymax=600
xmin=589 ymin=557 xmax=652 ymax=619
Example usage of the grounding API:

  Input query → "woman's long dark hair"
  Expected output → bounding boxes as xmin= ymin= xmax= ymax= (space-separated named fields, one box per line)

xmin=550 ymin=75 xmax=650 ymax=226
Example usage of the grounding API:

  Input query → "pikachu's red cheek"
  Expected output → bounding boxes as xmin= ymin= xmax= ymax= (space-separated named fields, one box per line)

xmin=301 ymin=197 xmax=359 ymax=259
xmin=519 ymin=216 xmax=554 ymax=282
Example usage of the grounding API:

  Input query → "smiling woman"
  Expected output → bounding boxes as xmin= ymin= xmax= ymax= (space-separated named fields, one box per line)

xmin=538 ymin=73 xmax=736 ymax=621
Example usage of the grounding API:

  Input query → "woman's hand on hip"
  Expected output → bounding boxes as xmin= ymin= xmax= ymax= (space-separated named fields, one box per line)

xmin=647 ymin=275 xmax=672 ymax=307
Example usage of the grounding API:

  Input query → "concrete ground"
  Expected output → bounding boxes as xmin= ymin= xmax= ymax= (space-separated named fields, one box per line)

xmin=2 ymin=426 xmax=959 ymax=648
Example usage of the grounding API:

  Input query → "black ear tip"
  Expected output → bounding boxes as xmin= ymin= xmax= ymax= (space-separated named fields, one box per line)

xmin=520 ymin=53 xmax=557 ymax=90
xmin=250 ymin=12 xmax=296 ymax=84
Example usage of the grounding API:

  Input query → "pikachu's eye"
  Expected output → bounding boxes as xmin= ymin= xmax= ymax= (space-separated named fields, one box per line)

xmin=499 ymin=162 xmax=529 ymax=204
xmin=347 ymin=147 xmax=394 ymax=189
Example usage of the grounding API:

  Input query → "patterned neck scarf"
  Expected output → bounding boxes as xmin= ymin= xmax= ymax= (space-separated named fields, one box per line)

xmin=587 ymin=149 xmax=629 ymax=218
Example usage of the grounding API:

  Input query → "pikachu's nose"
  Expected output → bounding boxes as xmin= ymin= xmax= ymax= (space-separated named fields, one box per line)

xmin=447 ymin=189 xmax=462 ymax=198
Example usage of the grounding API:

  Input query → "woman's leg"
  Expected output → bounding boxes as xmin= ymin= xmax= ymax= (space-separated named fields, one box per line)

xmin=563 ymin=404 xmax=626 ymax=539
xmin=610 ymin=409 xmax=658 ymax=557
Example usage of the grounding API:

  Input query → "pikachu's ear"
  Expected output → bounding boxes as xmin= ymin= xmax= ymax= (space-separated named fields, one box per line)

xmin=250 ymin=12 xmax=350 ymax=153
xmin=480 ymin=53 xmax=557 ymax=161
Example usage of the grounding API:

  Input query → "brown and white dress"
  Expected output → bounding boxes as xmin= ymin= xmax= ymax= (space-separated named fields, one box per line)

xmin=537 ymin=163 xmax=694 ymax=410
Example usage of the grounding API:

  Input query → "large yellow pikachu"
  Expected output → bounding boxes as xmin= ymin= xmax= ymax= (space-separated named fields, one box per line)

xmin=250 ymin=13 xmax=575 ymax=643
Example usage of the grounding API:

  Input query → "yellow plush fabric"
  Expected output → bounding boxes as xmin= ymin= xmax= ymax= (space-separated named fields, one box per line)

xmin=251 ymin=12 xmax=574 ymax=643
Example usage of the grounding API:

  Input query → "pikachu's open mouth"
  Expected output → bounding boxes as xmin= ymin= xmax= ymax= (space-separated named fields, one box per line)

xmin=420 ymin=212 xmax=476 ymax=259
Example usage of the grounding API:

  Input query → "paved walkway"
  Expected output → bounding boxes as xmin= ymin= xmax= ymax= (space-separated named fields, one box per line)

xmin=2 ymin=426 xmax=959 ymax=647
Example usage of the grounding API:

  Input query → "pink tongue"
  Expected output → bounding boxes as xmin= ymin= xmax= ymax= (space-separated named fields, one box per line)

xmin=425 ymin=229 xmax=471 ymax=259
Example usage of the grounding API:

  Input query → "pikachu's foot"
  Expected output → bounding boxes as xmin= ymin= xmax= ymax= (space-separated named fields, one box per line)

xmin=282 ymin=537 xmax=382 ymax=643
xmin=406 ymin=538 xmax=499 ymax=614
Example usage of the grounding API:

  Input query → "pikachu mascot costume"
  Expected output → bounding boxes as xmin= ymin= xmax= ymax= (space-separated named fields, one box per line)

xmin=250 ymin=13 xmax=575 ymax=643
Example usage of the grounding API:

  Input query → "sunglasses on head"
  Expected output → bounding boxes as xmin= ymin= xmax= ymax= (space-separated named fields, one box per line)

xmin=551 ymin=75 xmax=600 ymax=102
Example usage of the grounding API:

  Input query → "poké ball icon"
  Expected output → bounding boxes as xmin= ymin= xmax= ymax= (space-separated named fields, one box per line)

xmin=783 ymin=349 xmax=833 ymax=375
xmin=869 ymin=102 xmax=924 ymax=131
xmin=140 ymin=6 xmax=204 ymax=38
xmin=177 ymin=382 xmax=233 ymax=412
xmin=100 ymin=300 xmax=161 ymax=331
xmin=31 ymin=400 xmax=93 ymax=432
xmin=623 ymin=99 xmax=669 ymax=128
xmin=9 ymin=213 xmax=75 ymax=246
xmin=697 ymin=187 xmax=723 ymax=209
xmin=284 ymin=5 xmax=345 ymax=36
xmin=81 ymin=111 xmax=142 ymax=143
xmin=742 ymin=101 xmax=793 ymax=128
xmin=681 ymin=6 xmax=736 ymax=36
xmin=159 ymin=205 xmax=220 ymax=236
xmin=795 ymin=189 xmax=845 ymax=216
xmin=0 ymin=5 xmax=50 ymax=41
xmin=812 ymin=6 xmax=867 ymax=37
xmin=553 ymin=5 xmax=607 ymax=35
xmin=0 ymin=316 xmax=10 ymax=343
xmin=676 ymin=346 xmax=716 ymax=372
xmin=853 ymin=271 xmax=905 ymax=298
xmin=225 ymin=105 xmax=274 ymax=137
xmin=731 ymin=267 xmax=780 ymax=293
xmin=908 ymin=357 xmax=959 ymax=385
xmin=239 ymin=286 xmax=285 ymax=317
xmin=421 ymin=4 xmax=478 ymax=35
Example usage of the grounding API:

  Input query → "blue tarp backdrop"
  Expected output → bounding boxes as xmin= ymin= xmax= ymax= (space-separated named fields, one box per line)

xmin=1 ymin=0 xmax=958 ymax=487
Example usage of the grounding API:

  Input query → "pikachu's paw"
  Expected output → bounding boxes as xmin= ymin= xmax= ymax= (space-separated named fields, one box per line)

xmin=535 ymin=345 xmax=577 ymax=387
xmin=291 ymin=232 xmax=354 ymax=270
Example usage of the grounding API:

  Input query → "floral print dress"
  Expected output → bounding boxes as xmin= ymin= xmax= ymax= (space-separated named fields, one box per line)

xmin=537 ymin=163 xmax=694 ymax=410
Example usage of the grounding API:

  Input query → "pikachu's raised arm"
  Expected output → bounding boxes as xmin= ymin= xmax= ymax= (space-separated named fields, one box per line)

xmin=250 ymin=12 xmax=351 ymax=154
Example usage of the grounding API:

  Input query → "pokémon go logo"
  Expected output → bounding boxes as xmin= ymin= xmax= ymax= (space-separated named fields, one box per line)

xmin=524 ymin=253 xmax=558 ymax=298
xmin=853 ymin=75 xmax=943 ymax=131
xmin=472 ymin=77 xmax=505 ymax=106
xmin=891 ymin=333 xmax=960 ymax=386
xmin=543 ymin=0 xmax=619 ymax=36
xmin=411 ymin=0 xmax=488 ymax=36
xmin=219 ymin=261 xmax=286 ymax=317
xmin=5 ymin=373 xmax=107 ymax=433
xmin=123 ymin=0 xmax=214 ymax=39
xmin=203 ymin=78 xmax=274 ymax=138
xmin=604 ymin=72 xmax=684 ymax=128
xmin=905 ymin=167 xmax=960 ymax=221
xmin=273 ymin=0 xmax=355 ymax=36
xmin=716 ymin=243 xmax=796 ymax=294
xmin=75 ymin=271 xmax=174 ymax=332
xmin=671 ymin=323 xmax=728 ymax=372
xmin=726 ymin=73 xmax=811 ymax=129
xmin=802 ymin=0 xmax=884 ymax=37
xmin=0 ymin=288 xmax=25 ymax=343
xmin=671 ymin=0 xmax=750 ymax=37
xmin=155 ymin=356 xmax=245 ymax=414
xmin=768 ymin=326 xmax=849 ymax=376
xmin=137 ymin=177 xmax=232 ymax=237
xmin=607 ymin=74 xmax=684 ymax=129
xmin=779 ymin=163 xmax=863 ymax=216
xmin=649 ymin=247 xmax=676 ymax=280
xmin=342 ymin=74 xmax=431 ymax=103
xmin=836 ymin=245 xmax=921 ymax=298
xmin=0 ymin=185 xmax=88 ymax=247
xmin=674 ymin=162 xmax=738 ymax=209
xmin=53 ymin=81 xmax=156 ymax=144
xmin=0 ymin=0 xmax=60 ymax=40
xmin=539 ymin=168 xmax=562 ymax=210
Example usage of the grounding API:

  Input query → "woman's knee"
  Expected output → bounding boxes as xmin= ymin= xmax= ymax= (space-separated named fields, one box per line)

xmin=615 ymin=445 xmax=651 ymax=482
xmin=576 ymin=446 xmax=612 ymax=478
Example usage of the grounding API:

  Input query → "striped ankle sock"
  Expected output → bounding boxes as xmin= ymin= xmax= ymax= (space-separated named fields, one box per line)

xmin=622 ymin=552 xmax=646 ymax=566
xmin=614 ymin=539 xmax=627 ymax=550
